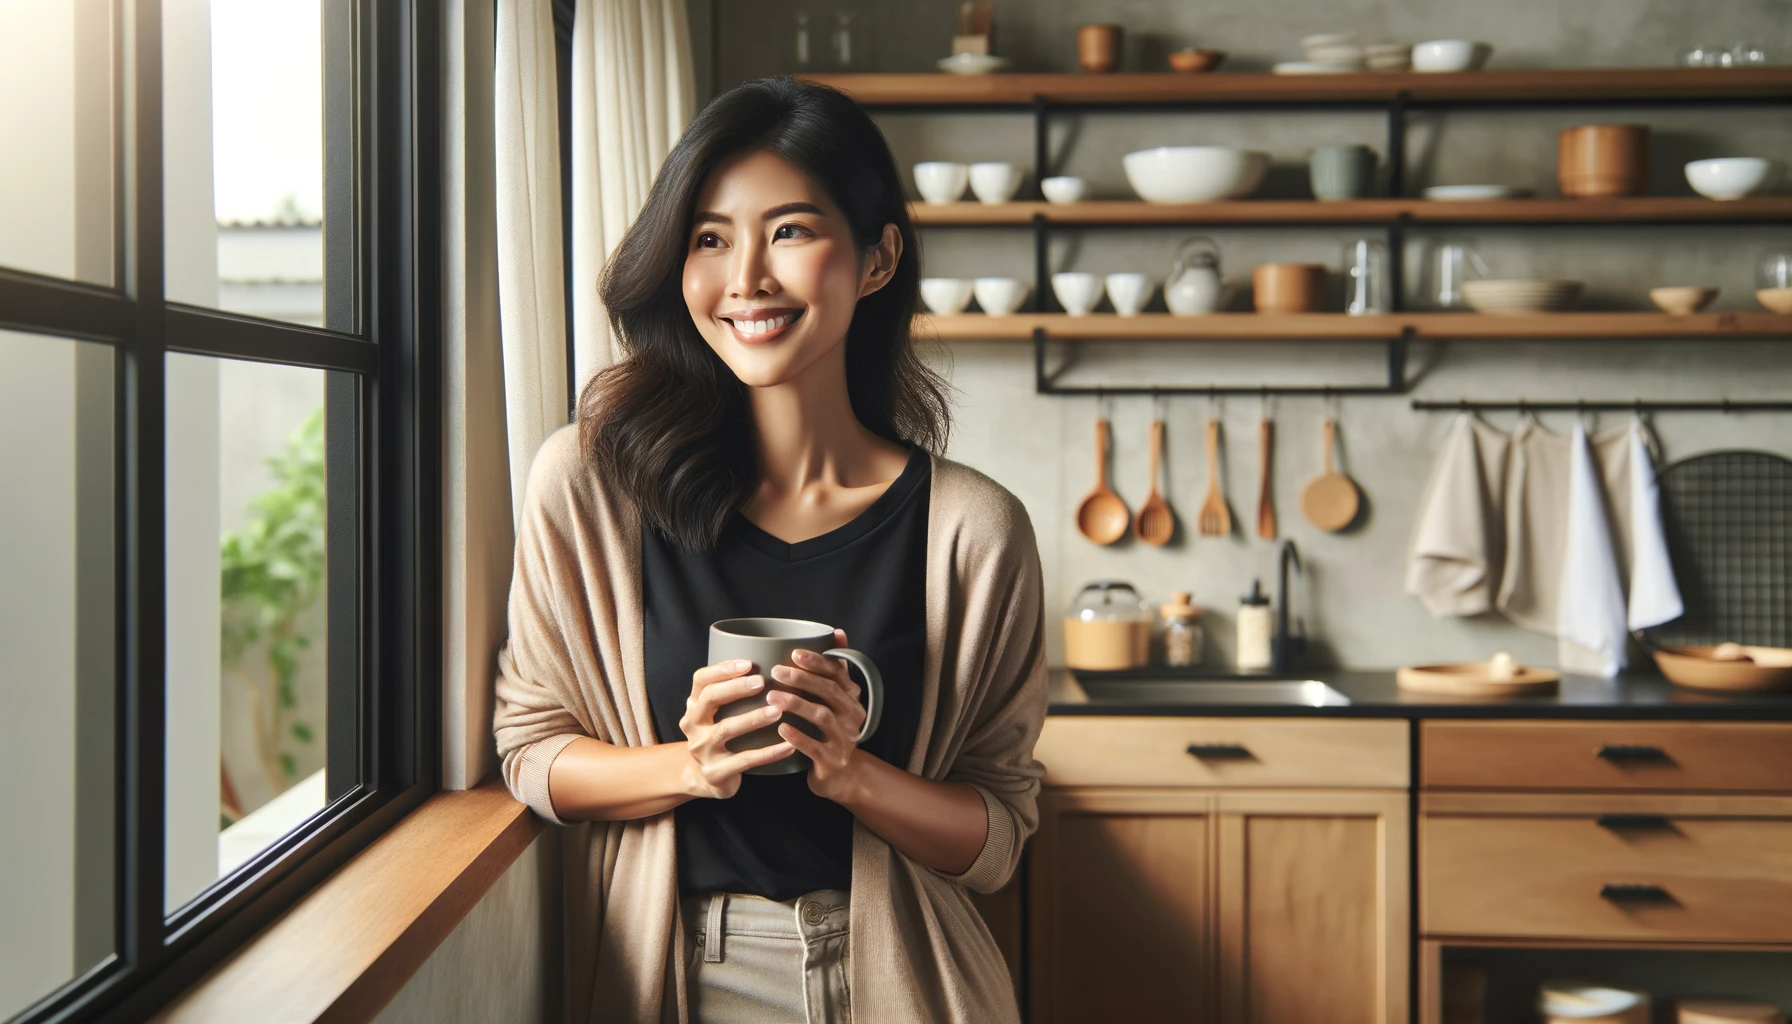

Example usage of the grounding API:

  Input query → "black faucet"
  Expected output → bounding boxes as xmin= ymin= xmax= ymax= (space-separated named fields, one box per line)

xmin=1272 ymin=540 xmax=1306 ymax=673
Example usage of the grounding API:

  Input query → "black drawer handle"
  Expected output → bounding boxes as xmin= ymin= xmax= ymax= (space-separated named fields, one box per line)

xmin=1596 ymin=744 xmax=1672 ymax=763
xmin=1600 ymin=883 xmax=1673 ymax=903
xmin=1186 ymin=743 xmax=1253 ymax=760
xmin=1596 ymin=814 xmax=1674 ymax=831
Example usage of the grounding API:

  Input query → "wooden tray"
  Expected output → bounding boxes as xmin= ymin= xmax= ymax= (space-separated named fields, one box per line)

xmin=1396 ymin=662 xmax=1561 ymax=697
xmin=1653 ymin=645 xmax=1792 ymax=692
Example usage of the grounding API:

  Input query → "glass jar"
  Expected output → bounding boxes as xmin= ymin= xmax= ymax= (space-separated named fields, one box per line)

xmin=1063 ymin=581 xmax=1152 ymax=671
xmin=1758 ymin=248 xmax=1792 ymax=291
xmin=1343 ymin=237 xmax=1390 ymax=316
xmin=1159 ymin=591 xmax=1205 ymax=668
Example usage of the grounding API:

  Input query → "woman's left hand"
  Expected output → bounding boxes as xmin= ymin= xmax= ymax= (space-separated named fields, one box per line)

xmin=770 ymin=629 xmax=869 ymax=802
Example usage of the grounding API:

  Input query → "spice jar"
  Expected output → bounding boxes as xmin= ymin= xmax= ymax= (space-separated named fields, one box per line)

xmin=1159 ymin=591 xmax=1205 ymax=667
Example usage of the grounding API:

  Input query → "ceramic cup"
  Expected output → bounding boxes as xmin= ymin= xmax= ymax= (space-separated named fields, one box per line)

xmin=1104 ymin=273 xmax=1155 ymax=316
xmin=708 ymin=617 xmax=884 ymax=776
xmin=1309 ymin=144 xmax=1377 ymax=201
xmin=913 ymin=161 xmax=969 ymax=204
xmin=969 ymin=162 xmax=1022 ymax=204
xmin=1041 ymin=175 xmax=1089 ymax=204
xmin=1077 ymin=23 xmax=1123 ymax=73
xmin=973 ymin=277 xmax=1030 ymax=315
xmin=919 ymin=277 xmax=974 ymax=315
xmin=1051 ymin=272 xmax=1102 ymax=316
xmin=1251 ymin=263 xmax=1327 ymax=313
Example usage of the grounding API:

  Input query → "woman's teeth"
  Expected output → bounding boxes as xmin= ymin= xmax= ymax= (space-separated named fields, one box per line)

xmin=730 ymin=312 xmax=797 ymax=335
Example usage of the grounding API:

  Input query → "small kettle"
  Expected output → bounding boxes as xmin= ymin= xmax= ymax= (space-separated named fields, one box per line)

xmin=1165 ymin=236 xmax=1225 ymax=315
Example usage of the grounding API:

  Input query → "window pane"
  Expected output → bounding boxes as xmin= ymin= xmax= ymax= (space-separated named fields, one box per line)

xmin=0 ymin=330 xmax=115 ymax=1018
xmin=164 ymin=0 xmax=355 ymax=330
xmin=0 ymin=0 xmax=116 ymax=285
xmin=165 ymin=354 xmax=358 ymax=913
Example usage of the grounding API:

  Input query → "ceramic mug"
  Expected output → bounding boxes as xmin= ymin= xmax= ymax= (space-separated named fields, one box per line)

xmin=1309 ymin=144 xmax=1376 ymax=201
xmin=708 ymin=617 xmax=884 ymax=776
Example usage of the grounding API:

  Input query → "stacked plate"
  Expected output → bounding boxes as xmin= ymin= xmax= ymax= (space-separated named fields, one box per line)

xmin=1364 ymin=42 xmax=1412 ymax=71
xmin=1461 ymin=279 xmax=1583 ymax=314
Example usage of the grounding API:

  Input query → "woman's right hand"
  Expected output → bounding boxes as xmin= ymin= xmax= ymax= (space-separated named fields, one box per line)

xmin=678 ymin=658 xmax=796 ymax=799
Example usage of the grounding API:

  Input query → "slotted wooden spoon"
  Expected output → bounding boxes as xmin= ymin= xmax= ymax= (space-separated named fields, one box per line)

xmin=1300 ymin=418 xmax=1361 ymax=531
xmin=1197 ymin=418 xmax=1231 ymax=537
xmin=1075 ymin=417 xmax=1130 ymax=545
xmin=1135 ymin=418 xmax=1175 ymax=546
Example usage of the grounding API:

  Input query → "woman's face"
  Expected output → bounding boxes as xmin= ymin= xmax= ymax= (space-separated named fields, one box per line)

xmin=682 ymin=150 xmax=899 ymax=389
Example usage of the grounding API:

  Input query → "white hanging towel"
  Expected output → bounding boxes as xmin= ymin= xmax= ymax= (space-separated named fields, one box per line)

xmin=1626 ymin=416 xmax=1684 ymax=630
xmin=1406 ymin=414 xmax=1510 ymax=617
xmin=1557 ymin=422 xmax=1630 ymax=677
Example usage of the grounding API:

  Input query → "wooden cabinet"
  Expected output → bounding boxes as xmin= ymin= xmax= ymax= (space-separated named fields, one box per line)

xmin=1026 ymin=718 xmax=1411 ymax=1024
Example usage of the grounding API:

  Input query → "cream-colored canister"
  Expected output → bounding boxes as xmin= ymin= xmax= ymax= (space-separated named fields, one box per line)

xmin=1063 ymin=581 xmax=1151 ymax=671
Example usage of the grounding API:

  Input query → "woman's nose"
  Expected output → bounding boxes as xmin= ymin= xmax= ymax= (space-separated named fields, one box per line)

xmin=727 ymin=235 xmax=774 ymax=297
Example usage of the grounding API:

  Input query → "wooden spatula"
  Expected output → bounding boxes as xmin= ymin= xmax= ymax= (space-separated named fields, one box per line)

xmin=1197 ymin=418 xmax=1231 ymax=537
xmin=1256 ymin=417 xmax=1276 ymax=539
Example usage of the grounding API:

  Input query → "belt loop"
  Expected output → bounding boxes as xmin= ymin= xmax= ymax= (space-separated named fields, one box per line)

xmin=704 ymin=893 xmax=726 ymax=963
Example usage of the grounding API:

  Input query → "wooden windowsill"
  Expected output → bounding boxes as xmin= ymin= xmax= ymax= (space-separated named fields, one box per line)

xmin=154 ymin=780 xmax=544 ymax=1023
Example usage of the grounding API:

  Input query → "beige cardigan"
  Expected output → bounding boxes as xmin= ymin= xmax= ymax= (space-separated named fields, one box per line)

xmin=493 ymin=426 xmax=1048 ymax=1023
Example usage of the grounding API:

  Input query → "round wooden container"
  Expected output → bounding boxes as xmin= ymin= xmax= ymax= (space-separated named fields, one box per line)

xmin=1252 ymin=262 xmax=1326 ymax=313
xmin=1077 ymin=24 xmax=1123 ymax=73
xmin=1558 ymin=124 xmax=1650 ymax=198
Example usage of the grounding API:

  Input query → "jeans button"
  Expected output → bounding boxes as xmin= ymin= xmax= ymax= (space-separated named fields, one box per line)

xmin=802 ymin=902 xmax=826 ymax=925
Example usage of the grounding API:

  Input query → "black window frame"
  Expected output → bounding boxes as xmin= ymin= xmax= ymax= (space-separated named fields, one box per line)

xmin=0 ymin=0 xmax=440 ymax=1020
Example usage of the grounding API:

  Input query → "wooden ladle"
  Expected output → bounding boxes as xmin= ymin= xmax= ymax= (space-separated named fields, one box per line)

xmin=1076 ymin=417 xmax=1130 ymax=545
xmin=1135 ymin=418 xmax=1175 ymax=546
xmin=1300 ymin=418 xmax=1361 ymax=531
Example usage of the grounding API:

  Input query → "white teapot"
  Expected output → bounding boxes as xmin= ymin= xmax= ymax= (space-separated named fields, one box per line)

xmin=1165 ymin=236 xmax=1226 ymax=315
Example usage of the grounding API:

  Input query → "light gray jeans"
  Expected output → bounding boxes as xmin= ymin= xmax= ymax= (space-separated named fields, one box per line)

xmin=680 ymin=889 xmax=852 ymax=1024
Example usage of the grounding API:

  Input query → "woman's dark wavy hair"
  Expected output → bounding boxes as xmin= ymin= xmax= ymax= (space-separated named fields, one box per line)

xmin=578 ymin=76 xmax=949 ymax=550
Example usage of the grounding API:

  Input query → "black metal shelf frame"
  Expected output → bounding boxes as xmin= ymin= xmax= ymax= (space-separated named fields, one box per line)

xmin=862 ymin=82 xmax=1792 ymax=398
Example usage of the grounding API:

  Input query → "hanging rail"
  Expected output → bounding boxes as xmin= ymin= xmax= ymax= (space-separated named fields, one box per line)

xmin=1033 ymin=327 xmax=1412 ymax=396
xmin=1410 ymin=399 xmax=1792 ymax=413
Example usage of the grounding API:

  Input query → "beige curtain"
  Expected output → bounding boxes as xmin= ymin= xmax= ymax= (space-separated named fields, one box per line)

xmin=570 ymin=0 xmax=696 ymax=388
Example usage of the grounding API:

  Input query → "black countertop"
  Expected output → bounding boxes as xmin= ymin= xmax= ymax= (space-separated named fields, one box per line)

xmin=1048 ymin=668 xmax=1792 ymax=720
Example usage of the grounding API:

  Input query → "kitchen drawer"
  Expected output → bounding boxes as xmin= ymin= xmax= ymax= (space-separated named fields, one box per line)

xmin=1422 ymin=721 xmax=1792 ymax=793
xmin=1036 ymin=717 xmax=1408 ymax=789
xmin=1421 ymin=792 xmax=1792 ymax=943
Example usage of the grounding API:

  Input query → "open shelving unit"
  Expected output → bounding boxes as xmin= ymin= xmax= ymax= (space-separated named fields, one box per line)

xmin=805 ymin=68 xmax=1792 ymax=400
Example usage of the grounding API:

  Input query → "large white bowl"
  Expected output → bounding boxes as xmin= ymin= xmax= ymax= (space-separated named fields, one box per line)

xmin=1413 ymin=39 xmax=1489 ymax=72
xmin=919 ymin=278 xmax=974 ymax=315
xmin=1121 ymin=146 xmax=1271 ymax=203
xmin=1685 ymin=157 xmax=1782 ymax=200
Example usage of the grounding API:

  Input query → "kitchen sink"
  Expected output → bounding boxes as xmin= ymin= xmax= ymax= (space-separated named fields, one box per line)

xmin=1072 ymin=678 xmax=1352 ymax=707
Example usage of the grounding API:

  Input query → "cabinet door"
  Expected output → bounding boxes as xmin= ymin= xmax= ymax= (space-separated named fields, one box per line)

xmin=1029 ymin=788 xmax=1217 ymax=1024
xmin=1215 ymin=791 xmax=1410 ymax=1024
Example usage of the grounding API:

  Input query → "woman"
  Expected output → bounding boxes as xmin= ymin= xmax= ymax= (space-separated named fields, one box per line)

xmin=494 ymin=76 xmax=1046 ymax=1024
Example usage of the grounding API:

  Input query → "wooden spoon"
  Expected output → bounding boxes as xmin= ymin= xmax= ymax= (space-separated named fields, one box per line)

xmin=1196 ymin=418 xmax=1231 ymax=537
xmin=1300 ymin=418 xmax=1361 ymax=531
xmin=1076 ymin=417 xmax=1130 ymax=545
xmin=1256 ymin=417 xmax=1276 ymax=540
xmin=1135 ymin=418 xmax=1175 ymax=546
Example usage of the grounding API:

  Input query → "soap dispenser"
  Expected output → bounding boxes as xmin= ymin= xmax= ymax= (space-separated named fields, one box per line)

xmin=1236 ymin=579 xmax=1273 ymax=672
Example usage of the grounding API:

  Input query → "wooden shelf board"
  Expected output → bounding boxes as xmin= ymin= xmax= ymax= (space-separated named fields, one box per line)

xmin=803 ymin=68 xmax=1792 ymax=105
xmin=911 ymin=197 xmax=1792 ymax=226
xmin=918 ymin=312 xmax=1792 ymax=341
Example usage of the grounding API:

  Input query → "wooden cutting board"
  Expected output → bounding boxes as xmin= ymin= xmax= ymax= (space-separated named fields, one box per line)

xmin=1396 ymin=662 xmax=1561 ymax=697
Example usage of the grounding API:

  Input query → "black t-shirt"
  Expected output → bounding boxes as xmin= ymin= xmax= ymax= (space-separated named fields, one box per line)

xmin=642 ymin=447 xmax=929 ymax=901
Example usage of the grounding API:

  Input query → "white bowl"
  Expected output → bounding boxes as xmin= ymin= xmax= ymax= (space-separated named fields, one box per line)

xmin=1685 ymin=157 xmax=1782 ymax=200
xmin=1412 ymin=39 xmax=1488 ymax=72
xmin=968 ymin=161 xmax=1021 ymax=204
xmin=1461 ymin=279 xmax=1583 ymax=314
xmin=914 ymin=162 xmax=968 ymax=205
xmin=936 ymin=54 xmax=1012 ymax=75
xmin=1104 ymin=273 xmax=1155 ymax=316
xmin=1051 ymin=272 xmax=1102 ymax=316
xmin=1121 ymin=146 xmax=1271 ymax=203
xmin=1041 ymin=175 xmax=1088 ymax=204
xmin=919 ymin=278 xmax=974 ymax=315
xmin=973 ymin=277 xmax=1030 ymax=316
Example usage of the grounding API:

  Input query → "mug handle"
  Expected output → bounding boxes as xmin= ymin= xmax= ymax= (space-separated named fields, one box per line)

xmin=823 ymin=648 xmax=883 ymax=743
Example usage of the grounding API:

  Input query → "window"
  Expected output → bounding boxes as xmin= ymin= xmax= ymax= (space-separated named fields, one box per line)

xmin=0 ymin=2 xmax=439 ymax=1021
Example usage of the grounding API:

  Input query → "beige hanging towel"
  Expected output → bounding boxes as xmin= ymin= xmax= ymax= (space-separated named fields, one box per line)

xmin=1405 ymin=414 xmax=1511 ymax=617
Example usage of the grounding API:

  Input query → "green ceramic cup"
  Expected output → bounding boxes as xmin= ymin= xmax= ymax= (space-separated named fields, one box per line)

xmin=1310 ymin=145 xmax=1377 ymax=201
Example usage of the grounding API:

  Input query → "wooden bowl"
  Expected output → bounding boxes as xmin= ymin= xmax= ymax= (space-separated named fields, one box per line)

xmin=1653 ymin=644 xmax=1792 ymax=692
xmin=1168 ymin=49 xmax=1225 ymax=73
xmin=1649 ymin=285 xmax=1719 ymax=315
xmin=1461 ymin=279 xmax=1583 ymax=314
xmin=1757 ymin=286 xmax=1792 ymax=313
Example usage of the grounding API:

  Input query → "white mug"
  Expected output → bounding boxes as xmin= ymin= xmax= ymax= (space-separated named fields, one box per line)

xmin=973 ymin=277 xmax=1030 ymax=316
xmin=969 ymin=162 xmax=1021 ymax=204
xmin=1051 ymin=272 xmax=1102 ymax=316
xmin=913 ymin=161 xmax=969 ymax=204
xmin=1104 ymin=273 xmax=1155 ymax=317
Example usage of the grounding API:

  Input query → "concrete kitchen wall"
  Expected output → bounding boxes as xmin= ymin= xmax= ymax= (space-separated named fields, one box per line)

xmin=713 ymin=0 xmax=1792 ymax=670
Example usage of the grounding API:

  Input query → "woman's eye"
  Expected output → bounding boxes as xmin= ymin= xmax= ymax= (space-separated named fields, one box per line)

xmin=695 ymin=232 xmax=724 ymax=249
xmin=773 ymin=223 xmax=807 ymax=241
